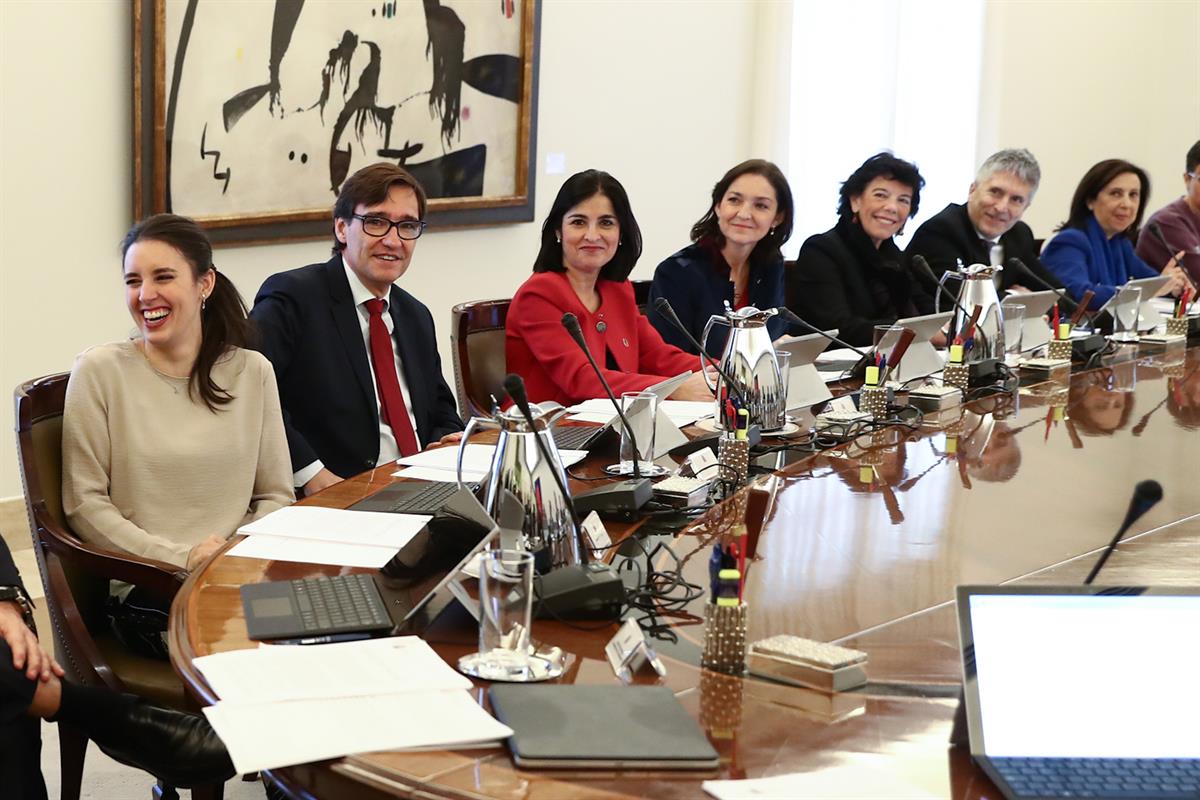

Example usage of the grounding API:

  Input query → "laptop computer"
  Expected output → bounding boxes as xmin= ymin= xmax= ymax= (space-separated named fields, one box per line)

xmin=774 ymin=330 xmax=835 ymax=409
xmin=1092 ymin=276 xmax=1171 ymax=334
xmin=488 ymin=684 xmax=719 ymax=770
xmin=553 ymin=371 xmax=691 ymax=450
xmin=1001 ymin=289 xmax=1060 ymax=353
xmin=882 ymin=311 xmax=953 ymax=383
xmin=956 ymin=584 xmax=1200 ymax=799
xmin=242 ymin=488 xmax=503 ymax=641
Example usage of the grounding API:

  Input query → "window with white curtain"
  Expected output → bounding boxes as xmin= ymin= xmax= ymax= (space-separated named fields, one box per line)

xmin=785 ymin=0 xmax=985 ymax=255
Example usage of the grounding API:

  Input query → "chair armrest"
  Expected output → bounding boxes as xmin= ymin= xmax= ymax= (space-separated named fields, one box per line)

xmin=32 ymin=500 xmax=187 ymax=605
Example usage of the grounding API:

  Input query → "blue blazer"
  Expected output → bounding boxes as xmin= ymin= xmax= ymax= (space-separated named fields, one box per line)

xmin=1041 ymin=215 xmax=1157 ymax=310
xmin=250 ymin=256 xmax=463 ymax=479
xmin=646 ymin=242 xmax=786 ymax=357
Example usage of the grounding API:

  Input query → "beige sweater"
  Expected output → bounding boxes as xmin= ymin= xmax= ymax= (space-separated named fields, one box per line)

xmin=62 ymin=341 xmax=294 ymax=568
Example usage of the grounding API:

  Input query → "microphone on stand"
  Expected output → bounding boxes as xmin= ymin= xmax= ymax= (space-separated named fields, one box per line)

xmin=502 ymin=373 xmax=585 ymax=560
xmin=1083 ymin=479 xmax=1163 ymax=584
xmin=910 ymin=256 xmax=991 ymax=353
xmin=560 ymin=313 xmax=652 ymax=516
xmin=1148 ymin=222 xmax=1198 ymax=293
xmin=651 ymin=298 xmax=749 ymax=408
xmin=561 ymin=313 xmax=645 ymax=480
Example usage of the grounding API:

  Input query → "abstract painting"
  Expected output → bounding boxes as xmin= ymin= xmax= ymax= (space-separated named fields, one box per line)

xmin=134 ymin=0 xmax=540 ymax=243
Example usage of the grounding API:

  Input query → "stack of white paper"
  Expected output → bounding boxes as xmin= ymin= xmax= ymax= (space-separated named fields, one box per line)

xmin=196 ymin=637 xmax=512 ymax=773
xmin=566 ymin=399 xmax=712 ymax=426
xmin=229 ymin=506 xmax=431 ymax=568
xmin=391 ymin=442 xmax=588 ymax=482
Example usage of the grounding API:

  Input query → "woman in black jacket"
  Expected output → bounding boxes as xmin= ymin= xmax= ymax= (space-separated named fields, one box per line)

xmin=790 ymin=152 xmax=932 ymax=347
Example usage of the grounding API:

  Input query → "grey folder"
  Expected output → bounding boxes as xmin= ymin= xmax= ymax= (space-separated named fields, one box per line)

xmin=488 ymin=685 xmax=719 ymax=770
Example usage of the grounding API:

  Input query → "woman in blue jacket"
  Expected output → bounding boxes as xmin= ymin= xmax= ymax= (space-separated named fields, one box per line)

xmin=646 ymin=159 xmax=794 ymax=356
xmin=1042 ymin=159 xmax=1187 ymax=310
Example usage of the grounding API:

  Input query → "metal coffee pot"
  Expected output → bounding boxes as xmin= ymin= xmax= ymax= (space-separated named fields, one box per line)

xmin=937 ymin=262 xmax=1005 ymax=362
xmin=700 ymin=305 xmax=786 ymax=431
xmin=457 ymin=402 xmax=580 ymax=572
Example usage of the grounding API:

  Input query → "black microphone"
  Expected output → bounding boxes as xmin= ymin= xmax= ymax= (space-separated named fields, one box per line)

xmin=1148 ymin=222 xmax=1198 ymax=291
xmin=502 ymin=373 xmax=586 ymax=553
xmin=910 ymin=256 xmax=990 ymax=352
xmin=651 ymin=298 xmax=747 ymax=408
xmin=1005 ymin=257 xmax=1081 ymax=316
xmin=561 ymin=313 xmax=645 ymax=480
xmin=774 ymin=307 xmax=868 ymax=357
xmin=1083 ymin=479 xmax=1163 ymax=584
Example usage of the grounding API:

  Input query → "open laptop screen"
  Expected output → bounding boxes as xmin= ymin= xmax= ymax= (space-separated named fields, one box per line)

xmin=959 ymin=587 xmax=1200 ymax=759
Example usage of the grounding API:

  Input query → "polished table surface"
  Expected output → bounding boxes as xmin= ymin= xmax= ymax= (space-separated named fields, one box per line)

xmin=170 ymin=346 xmax=1200 ymax=799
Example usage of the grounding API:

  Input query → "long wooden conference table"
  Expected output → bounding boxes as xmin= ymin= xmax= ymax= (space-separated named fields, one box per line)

xmin=170 ymin=346 xmax=1200 ymax=799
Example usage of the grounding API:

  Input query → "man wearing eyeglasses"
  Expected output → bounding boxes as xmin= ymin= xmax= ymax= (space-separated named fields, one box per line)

xmin=1137 ymin=140 xmax=1200 ymax=286
xmin=252 ymin=163 xmax=464 ymax=496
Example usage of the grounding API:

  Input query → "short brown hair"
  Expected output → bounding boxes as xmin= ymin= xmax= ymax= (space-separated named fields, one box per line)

xmin=331 ymin=163 xmax=428 ymax=253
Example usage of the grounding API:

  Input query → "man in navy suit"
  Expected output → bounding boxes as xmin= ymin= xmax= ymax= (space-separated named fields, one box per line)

xmin=252 ymin=163 xmax=464 ymax=496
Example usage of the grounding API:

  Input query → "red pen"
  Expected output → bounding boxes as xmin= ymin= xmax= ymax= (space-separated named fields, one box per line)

xmin=1051 ymin=304 xmax=1060 ymax=339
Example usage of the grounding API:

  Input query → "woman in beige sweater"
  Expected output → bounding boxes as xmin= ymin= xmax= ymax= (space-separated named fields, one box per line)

xmin=62 ymin=214 xmax=293 ymax=658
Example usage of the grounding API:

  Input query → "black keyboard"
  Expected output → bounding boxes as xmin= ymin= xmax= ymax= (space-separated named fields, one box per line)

xmin=291 ymin=574 xmax=391 ymax=635
xmin=552 ymin=425 xmax=603 ymax=451
xmin=992 ymin=756 xmax=1200 ymax=798
xmin=387 ymin=481 xmax=476 ymax=514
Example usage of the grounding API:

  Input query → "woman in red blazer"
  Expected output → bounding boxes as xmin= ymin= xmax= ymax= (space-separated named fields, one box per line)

xmin=506 ymin=170 xmax=712 ymax=406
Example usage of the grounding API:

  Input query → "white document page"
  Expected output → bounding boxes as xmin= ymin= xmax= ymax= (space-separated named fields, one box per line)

xmin=567 ymin=399 xmax=711 ymax=426
xmin=238 ymin=506 xmax=431 ymax=548
xmin=204 ymin=690 xmax=513 ymax=773
xmin=702 ymin=753 xmax=938 ymax=799
xmin=392 ymin=465 xmax=488 ymax=482
xmin=194 ymin=637 xmax=469 ymax=703
xmin=226 ymin=535 xmax=396 ymax=568
xmin=391 ymin=445 xmax=587 ymax=480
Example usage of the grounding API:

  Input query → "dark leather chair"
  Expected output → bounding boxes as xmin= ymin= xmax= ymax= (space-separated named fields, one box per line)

xmin=450 ymin=299 xmax=511 ymax=420
xmin=631 ymin=278 xmax=652 ymax=314
xmin=14 ymin=372 xmax=224 ymax=800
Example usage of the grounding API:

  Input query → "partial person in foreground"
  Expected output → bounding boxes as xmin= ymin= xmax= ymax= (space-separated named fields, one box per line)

xmin=62 ymin=214 xmax=293 ymax=660
xmin=505 ymin=169 xmax=711 ymax=405
xmin=646 ymin=159 xmax=794 ymax=356
xmin=251 ymin=163 xmax=464 ymax=497
xmin=789 ymin=152 xmax=933 ymax=347
xmin=1041 ymin=159 xmax=1188 ymax=311
xmin=905 ymin=148 xmax=1063 ymax=292
xmin=1136 ymin=139 xmax=1200 ymax=286
xmin=1 ymin=536 xmax=234 ymax=799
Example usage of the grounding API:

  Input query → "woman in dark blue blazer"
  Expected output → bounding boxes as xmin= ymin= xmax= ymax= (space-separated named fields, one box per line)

xmin=646 ymin=159 xmax=794 ymax=356
xmin=1042 ymin=159 xmax=1188 ymax=310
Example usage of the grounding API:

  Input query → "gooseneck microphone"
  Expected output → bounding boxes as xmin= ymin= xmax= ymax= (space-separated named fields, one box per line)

xmin=651 ymin=298 xmax=749 ymax=408
xmin=1083 ymin=479 xmax=1163 ymax=584
xmin=1148 ymin=222 xmax=1198 ymax=292
xmin=1005 ymin=257 xmax=1082 ymax=317
xmin=561 ymin=313 xmax=644 ymax=480
xmin=910 ymin=256 xmax=990 ymax=352
xmin=774 ymin=307 xmax=868 ymax=357
xmin=502 ymin=373 xmax=584 ymax=553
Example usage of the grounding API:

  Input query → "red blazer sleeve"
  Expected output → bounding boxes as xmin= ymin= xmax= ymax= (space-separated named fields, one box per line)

xmin=506 ymin=273 xmax=694 ymax=405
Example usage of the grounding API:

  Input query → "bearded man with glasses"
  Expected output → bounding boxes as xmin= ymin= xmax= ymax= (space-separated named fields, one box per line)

xmin=251 ymin=163 xmax=464 ymax=496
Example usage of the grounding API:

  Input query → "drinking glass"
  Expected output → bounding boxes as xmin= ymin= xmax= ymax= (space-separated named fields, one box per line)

xmin=606 ymin=391 xmax=662 ymax=476
xmin=774 ymin=350 xmax=792 ymax=426
xmin=1001 ymin=301 xmax=1024 ymax=363
xmin=459 ymin=549 xmax=536 ymax=680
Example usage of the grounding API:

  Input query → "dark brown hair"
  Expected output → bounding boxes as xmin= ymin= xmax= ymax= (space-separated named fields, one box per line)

xmin=1057 ymin=159 xmax=1150 ymax=239
xmin=690 ymin=159 xmax=794 ymax=266
xmin=332 ymin=163 xmax=428 ymax=254
xmin=532 ymin=170 xmax=642 ymax=281
xmin=838 ymin=152 xmax=925 ymax=222
xmin=121 ymin=214 xmax=254 ymax=412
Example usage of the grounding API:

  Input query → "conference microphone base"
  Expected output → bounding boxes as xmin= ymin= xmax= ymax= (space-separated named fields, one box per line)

xmin=533 ymin=562 xmax=625 ymax=620
xmin=967 ymin=358 xmax=1004 ymax=387
xmin=573 ymin=478 xmax=653 ymax=520
xmin=1071 ymin=333 xmax=1107 ymax=362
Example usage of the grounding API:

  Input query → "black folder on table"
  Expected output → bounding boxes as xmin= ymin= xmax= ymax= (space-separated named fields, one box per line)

xmin=488 ymin=685 xmax=719 ymax=770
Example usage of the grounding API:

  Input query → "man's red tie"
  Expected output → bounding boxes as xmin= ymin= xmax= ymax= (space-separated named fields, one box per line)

xmin=364 ymin=298 xmax=420 ymax=456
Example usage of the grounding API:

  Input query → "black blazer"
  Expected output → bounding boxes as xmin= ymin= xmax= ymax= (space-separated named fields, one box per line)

xmin=251 ymin=256 xmax=463 ymax=479
xmin=789 ymin=218 xmax=932 ymax=347
xmin=905 ymin=202 xmax=1063 ymax=292
xmin=0 ymin=538 xmax=24 ymax=595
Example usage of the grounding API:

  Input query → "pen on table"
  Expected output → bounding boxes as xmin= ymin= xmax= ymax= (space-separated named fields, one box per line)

xmin=709 ymin=544 xmax=723 ymax=603
xmin=736 ymin=408 xmax=749 ymax=440
xmin=735 ymin=533 xmax=747 ymax=601
xmin=275 ymin=632 xmax=373 ymax=646
xmin=1051 ymin=304 xmax=1060 ymax=338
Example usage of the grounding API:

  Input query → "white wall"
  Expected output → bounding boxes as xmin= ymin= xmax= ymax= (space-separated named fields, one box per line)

xmin=0 ymin=0 xmax=757 ymax=497
xmin=976 ymin=0 xmax=1200 ymax=238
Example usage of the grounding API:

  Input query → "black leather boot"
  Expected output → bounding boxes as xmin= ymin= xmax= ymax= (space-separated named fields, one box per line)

xmin=92 ymin=699 xmax=235 ymax=788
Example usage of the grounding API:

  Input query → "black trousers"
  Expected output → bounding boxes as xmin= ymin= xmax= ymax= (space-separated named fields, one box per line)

xmin=0 ymin=639 xmax=48 ymax=800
